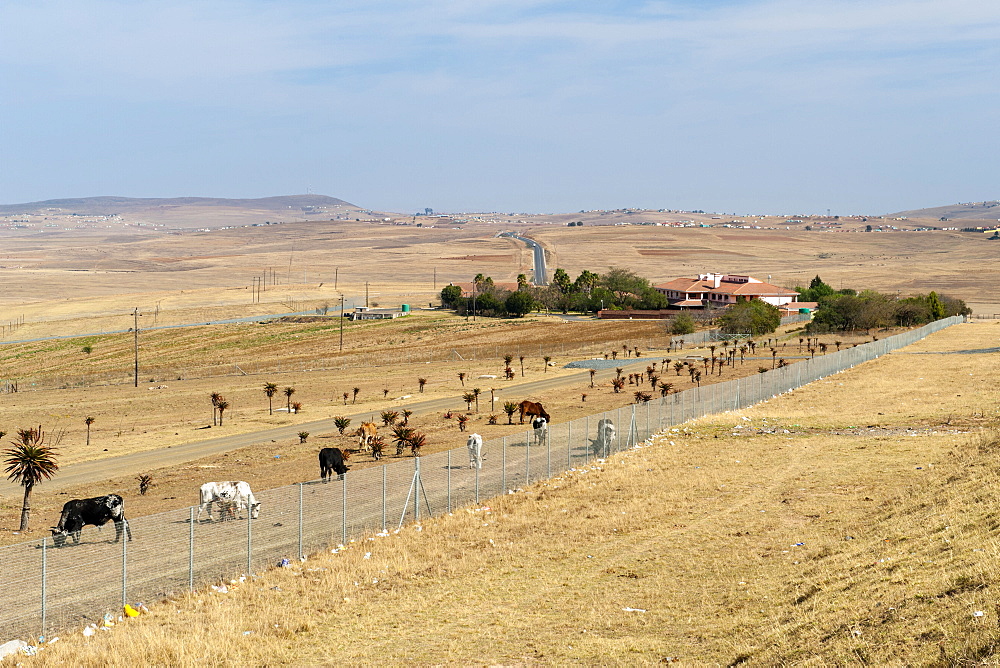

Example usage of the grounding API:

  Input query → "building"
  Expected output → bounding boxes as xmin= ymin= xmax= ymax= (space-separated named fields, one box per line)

xmin=351 ymin=306 xmax=410 ymax=321
xmin=654 ymin=273 xmax=800 ymax=309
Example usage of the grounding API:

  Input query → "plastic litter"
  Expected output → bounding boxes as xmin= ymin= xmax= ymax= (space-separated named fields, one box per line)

xmin=124 ymin=604 xmax=141 ymax=618
xmin=277 ymin=558 xmax=291 ymax=568
xmin=622 ymin=607 xmax=647 ymax=613
xmin=974 ymin=611 xmax=985 ymax=617
xmin=0 ymin=640 xmax=29 ymax=660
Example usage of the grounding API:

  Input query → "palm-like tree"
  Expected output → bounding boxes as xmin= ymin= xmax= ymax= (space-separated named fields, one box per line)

xmin=407 ymin=431 xmax=426 ymax=456
xmin=342 ymin=392 xmax=349 ymax=405
xmin=418 ymin=377 xmax=427 ymax=393
xmin=392 ymin=425 xmax=414 ymax=456
xmin=472 ymin=387 xmax=481 ymax=412
xmin=352 ymin=387 xmax=361 ymax=404
xmin=543 ymin=355 xmax=551 ymax=372
xmin=216 ymin=399 xmax=229 ymax=425
xmin=210 ymin=392 xmax=223 ymax=425
xmin=589 ymin=369 xmax=596 ymax=388
xmin=503 ymin=401 xmax=518 ymax=424
xmin=611 ymin=378 xmax=625 ymax=393
xmin=4 ymin=426 xmax=59 ymax=531
xmin=462 ymin=391 xmax=475 ymax=411
xmin=283 ymin=386 xmax=295 ymax=412
xmin=503 ymin=354 xmax=514 ymax=370
xmin=381 ymin=410 xmax=400 ymax=427
xmin=263 ymin=382 xmax=278 ymax=415
xmin=659 ymin=381 xmax=673 ymax=397
xmin=457 ymin=414 xmax=469 ymax=432
xmin=519 ymin=355 xmax=526 ymax=377
xmin=334 ymin=416 xmax=351 ymax=434
xmin=84 ymin=416 xmax=95 ymax=447
xmin=402 ymin=409 xmax=413 ymax=426
xmin=458 ymin=372 xmax=466 ymax=387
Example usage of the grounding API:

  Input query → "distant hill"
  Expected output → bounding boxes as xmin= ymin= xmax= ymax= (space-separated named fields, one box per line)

xmin=0 ymin=194 xmax=358 ymax=216
xmin=890 ymin=201 xmax=1000 ymax=221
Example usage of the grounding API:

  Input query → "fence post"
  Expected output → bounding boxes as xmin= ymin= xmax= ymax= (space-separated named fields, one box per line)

xmin=568 ymin=420 xmax=572 ymax=468
xmin=41 ymin=537 xmax=47 ymax=638
xmin=502 ymin=436 xmax=507 ymax=492
xmin=525 ymin=430 xmax=531 ymax=486
xmin=585 ymin=415 xmax=590 ymax=464
xmin=121 ymin=526 xmax=128 ymax=607
xmin=475 ymin=458 xmax=480 ymax=504
xmin=448 ymin=450 xmax=452 ymax=513
xmin=298 ymin=483 xmax=304 ymax=561
xmin=546 ymin=426 xmax=551 ymax=478
xmin=381 ymin=466 xmax=387 ymax=532
xmin=414 ymin=457 xmax=421 ymax=524
xmin=342 ymin=473 xmax=348 ymax=545
xmin=247 ymin=512 xmax=253 ymax=575
xmin=189 ymin=506 xmax=195 ymax=591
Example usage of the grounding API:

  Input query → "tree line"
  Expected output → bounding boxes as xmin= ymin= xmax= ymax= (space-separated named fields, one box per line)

xmin=440 ymin=268 xmax=669 ymax=317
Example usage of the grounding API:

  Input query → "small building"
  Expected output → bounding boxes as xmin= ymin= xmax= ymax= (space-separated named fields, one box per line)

xmin=351 ymin=306 xmax=410 ymax=321
xmin=654 ymin=273 xmax=799 ymax=309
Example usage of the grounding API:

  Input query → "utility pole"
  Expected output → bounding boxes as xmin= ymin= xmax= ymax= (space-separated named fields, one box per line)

xmin=433 ymin=267 xmax=436 ymax=290
xmin=339 ymin=295 xmax=345 ymax=351
xmin=365 ymin=282 xmax=369 ymax=308
xmin=334 ymin=267 xmax=338 ymax=290
xmin=132 ymin=307 xmax=139 ymax=388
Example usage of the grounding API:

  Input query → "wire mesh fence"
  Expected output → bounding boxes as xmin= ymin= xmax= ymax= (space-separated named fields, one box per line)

xmin=0 ymin=316 xmax=962 ymax=641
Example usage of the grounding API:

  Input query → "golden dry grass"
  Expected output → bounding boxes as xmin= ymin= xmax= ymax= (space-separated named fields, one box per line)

xmin=18 ymin=321 xmax=1000 ymax=665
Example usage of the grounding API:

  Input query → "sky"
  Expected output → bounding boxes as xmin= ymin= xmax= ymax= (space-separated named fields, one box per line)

xmin=2 ymin=1 xmax=998 ymax=215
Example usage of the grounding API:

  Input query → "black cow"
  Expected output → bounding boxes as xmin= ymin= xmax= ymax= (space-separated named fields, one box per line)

xmin=319 ymin=448 xmax=349 ymax=483
xmin=51 ymin=494 xmax=132 ymax=547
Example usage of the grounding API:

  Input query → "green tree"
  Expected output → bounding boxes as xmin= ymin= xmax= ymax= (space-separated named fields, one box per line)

xmin=4 ymin=426 xmax=59 ymax=531
xmin=718 ymin=300 xmax=781 ymax=336
xmin=283 ymin=386 xmax=295 ymax=412
xmin=669 ymin=312 xmax=696 ymax=335
xmin=574 ymin=270 xmax=600 ymax=294
xmin=505 ymin=290 xmax=534 ymax=317
xmin=516 ymin=274 xmax=528 ymax=290
xmin=503 ymin=401 xmax=518 ymax=424
xmin=440 ymin=284 xmax=463 ymax=307
xmin=927 ymin=291 xmax=946 ymax=320
xmin=552 ymin=268 xmax=573 ymax=294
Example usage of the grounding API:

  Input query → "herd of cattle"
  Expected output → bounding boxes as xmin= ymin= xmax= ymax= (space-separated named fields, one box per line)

xmin=48 ymin=401 xmax=618 ymax=547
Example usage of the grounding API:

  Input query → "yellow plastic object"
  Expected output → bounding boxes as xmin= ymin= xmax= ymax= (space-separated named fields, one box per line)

xmin=124 ymin=604 xmax=140 ymax=618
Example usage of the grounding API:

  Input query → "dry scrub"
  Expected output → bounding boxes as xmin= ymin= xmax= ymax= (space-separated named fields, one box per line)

xmin=14 ymin=322 xmax=1000 ymax=665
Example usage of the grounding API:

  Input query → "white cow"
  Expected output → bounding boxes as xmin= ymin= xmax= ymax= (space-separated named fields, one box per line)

xmin=594 ymin=418 xmax=615 ymax=454
xmin=467 ymin=433 xmax=484 ymax=469
xmin=197 ymin=481 xmax=261 ymax=521
xmin=531 ymin=416 xmax=548 ymax=446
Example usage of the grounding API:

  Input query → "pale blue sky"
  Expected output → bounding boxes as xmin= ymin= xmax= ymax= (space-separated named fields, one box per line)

xmin=2 ymin=1 xmax=997 ymax=215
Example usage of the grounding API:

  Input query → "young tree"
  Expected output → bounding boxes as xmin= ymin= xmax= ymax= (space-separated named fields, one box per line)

xmin=210 ymin=392 xmax=223 ymax=425
xmin=334 ymin=416 xmax=351 ymax=434
xmin=216 ymin=399 xmax=229 ymax=424
xmin=718 ymin=300 xmax=781 ymax=336
xmin=418 ymin=377 xmax=427 ymax=393
xmin=84 ymin=416 xmax=95 ymax=447
xmin=392 ymin=426 xmax=414 ymax=455
xmin=543 ymin=355 xmax=552 ymax=372
xmin=472 ymin=387 xmax=481 ymax=412
xmin=402 ymin=409 xmax=413 ymax=426
xmin=298 ymin=431 xmax=309 ymax=443
xmin=407 ymin=431 xmax=427 ymax=456
xmin=263 ymin=382 xmax=278 ymax=415
xmin=283 ymin=386 xmax=296 ymax=412
xmin=3 ymin=426 xmax=59 ymax=531
xmin=463 ymin=391 xmax=475 ymax=411
xmin=611 ymin=378 xmax=625 ymax=393
xmin=457 ymin=372 xmax=466 ymax=387
xmin=381 ymin=410 xmax=400 ymax=427
xmin=589 ymin=368 xmax=596 ymax=387
xmin=352 ymin=387 xmax=360 ymax=404
xmin=505 ymin=290 xmax=534 ymax=317
xmin=457 ymin=414 xmax=469 ymax=432
xmin=503 ymin=401 xmax=518 ymax=424
xmin=519 ymin=355 xmax=526 ymax=377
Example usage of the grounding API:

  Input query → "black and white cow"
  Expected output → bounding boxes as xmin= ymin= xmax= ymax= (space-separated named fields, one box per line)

xmin=531 ymin=416 xmax=548 ymax=446
xmin=594 ymin=418 xmax=616 ymax=454
xmin=319 ymin=447 xmax=350 ymax=482
xmin=51 ymin=494 xmax=132 ymax=547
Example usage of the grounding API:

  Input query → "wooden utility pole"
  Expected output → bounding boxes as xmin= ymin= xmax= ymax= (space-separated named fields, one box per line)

xmin=339 ymin=295 xmax=345 ymax=351
xmin=365 ymin=282 xmax=369 ymax=308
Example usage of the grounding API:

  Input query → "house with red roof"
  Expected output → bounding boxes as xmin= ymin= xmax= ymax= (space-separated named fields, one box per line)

xmin=654 ymin=273 xmax=801 ymax=309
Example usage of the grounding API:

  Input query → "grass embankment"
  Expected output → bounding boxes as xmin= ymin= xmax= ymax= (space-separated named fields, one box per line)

xmin=18 ymin=321 xmax=1000 ymax=664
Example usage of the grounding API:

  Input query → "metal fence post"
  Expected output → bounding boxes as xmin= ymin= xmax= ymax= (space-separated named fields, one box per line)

xmin=122 ymin=526 xmax=128 ymax=607
xmin=414 ymin=457 xmax=421 ymax=524
xmin=475 ymin=459 xmax=480 ymax=504
xmin=525 ymin=431 xmax=531 ymax=485
xmin=568 ymin=420 xmax=572 ymax=468
xmin=41 ymin=537 xmax=47 ymax=638
xmin=502 ymin=436 xmax=507 ymax=492
xmin=546 ymin=427 xmax=551 ymax=478
xmin=247 ymin=512 xmax=253 ymax=575
xmin=585 ymin=415 xmax=590 ymax=464
xmin=342 ymin=473 xmax=348 ymax=545
xmin=298 ymin=483 xmax=304 ymax=561
xmin=382 ymin=466 xmax=387 ymax=532
xmin=189 ymin=506 xmax=195 ymax=591
xmin=448 ymin=450 xmax=453 ymax=512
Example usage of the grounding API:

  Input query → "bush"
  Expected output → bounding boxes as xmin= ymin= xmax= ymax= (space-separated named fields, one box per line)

xmin=669 ymin=312 xmax=696 ymax=335
xmin=718 ymin=300 xmax=781 ymax=336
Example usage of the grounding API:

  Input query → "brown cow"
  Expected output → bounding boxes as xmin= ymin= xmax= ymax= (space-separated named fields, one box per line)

xmin=355 ymin=422 xmax=378 ymax=453
xmin=518 ymin=400 xmax=550 ymax=424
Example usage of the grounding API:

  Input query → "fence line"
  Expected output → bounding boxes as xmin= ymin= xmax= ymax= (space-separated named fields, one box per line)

xmin=0 ymin=316 xmax=962 ymax=641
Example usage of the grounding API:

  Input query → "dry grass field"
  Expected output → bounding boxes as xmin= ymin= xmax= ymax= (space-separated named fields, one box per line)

xmin=16 ymin=320 xmax=1000 ymax=665
xmin=0 ymin=305 xmax=871 ymax=547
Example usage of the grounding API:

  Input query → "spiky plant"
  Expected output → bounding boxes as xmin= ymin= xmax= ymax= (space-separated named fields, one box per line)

xmin=4 ymin=426 xmax=59 ymax=531
xmin=298 ymin=431 xmax=309 ymax=443
xmin=503 ymin=401 xmax=518 ymax=424
xmin=352 ymin=387 xmax=360 ymax=403
xmin=84 ymin=416 xmax=95 ymax=447
xmin=290 ymin=401 xmax=302 ymax=414
xmin=334 ymin=416 xmax=351 ymax=434
xmin=216 ymin=399 xmax=229 ymax=424
xmin=407 ymin=431 xmax=426 ymax=456
xmin=418 ymin=377 xmax=427 ymax=393
xmin=137 ymin=474 xmax=153 ymax=496
xmin=381 ymin=410 xmax=400 ymax=427
xmin=392 ymin=425 xmax=414 ymax=456
xmin=283 ymin=386 xmax=295 ymax=412
xmin=462 ymin=391 xmax=475 ymax=411
xmin=263 ymin=382 xmax=278 ymax=415
xmin=457 ymin=414 xmax=469 ymax=432
xmin=611 ymin=378 xmax=625 ymax=393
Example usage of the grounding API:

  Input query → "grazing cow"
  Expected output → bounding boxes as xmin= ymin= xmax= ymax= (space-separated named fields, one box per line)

xmin=518 ymin=400 xmax=550 ymax=425
xmin=51 ymin=494 xmax=132 ymax=547
xmin=467 ymin=433 xmax=484 ymax=469
xmin=531 ymin=416 xmax=548 ymax=446
xmin=197 ymin=481 xmax=260 ymax=521
xmin=319 ymin=447 xmax=350 ymax=482
xmin=355 ymin=422 xmax=378 ymax=454
xmin=594 ymin=418 xmax=616 ymax=454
